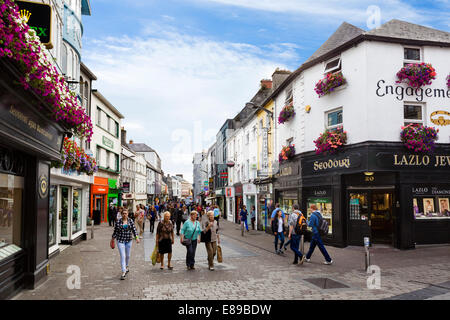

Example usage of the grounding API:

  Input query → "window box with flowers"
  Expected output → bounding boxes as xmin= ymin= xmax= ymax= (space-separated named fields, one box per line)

xmin=396 ymin=63 xmax=436 ymax=88
xmin=0 ymin=0 xmax=93 ymax=141
xmin=314 ymin=127 xmax=347 ymax=155
xmin=278 ymin=144 xmax=295 ymax=163
xmin=314 ymin=72 xmax=347 ymax=98
xmin=400 ymin=124 xmax=439 ymax=154
xmin=278 ymin=102 xmax=295 ymax=124
xmin=51 ymin=137 xmax=98 ymax=176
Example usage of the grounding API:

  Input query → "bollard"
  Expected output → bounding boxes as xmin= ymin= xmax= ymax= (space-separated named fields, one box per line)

xmin=364 ymin=237 xmax=370 ymax=271
xmin=91 ymin=220 xmax=94 ymax=239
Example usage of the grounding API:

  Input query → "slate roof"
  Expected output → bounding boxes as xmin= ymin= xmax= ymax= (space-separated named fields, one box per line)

xmin=129 ymin=143 xmax=156 ymax=153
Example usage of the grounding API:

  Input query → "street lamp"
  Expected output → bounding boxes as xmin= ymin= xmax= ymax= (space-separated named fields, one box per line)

xmin=246 ymin=102 xmax=273 ymax=116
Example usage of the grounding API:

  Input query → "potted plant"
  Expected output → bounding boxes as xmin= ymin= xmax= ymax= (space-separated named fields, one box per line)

xmin=52 ymin=138 xmax=98 ymax=175
xmin=314 ymin=127 xmax=347 ymax=155
xmin=396 ymin=63 xmax=436 ymax=88
xmin=400 ymin=124 xmax=439 ymax=154
xmin=278 ymin=144 xmax=295 ymax=163
xmin=278 ymin=102 xmax=295 ymax=124
xmin=314 ymin=72 xmax=347 ymax=98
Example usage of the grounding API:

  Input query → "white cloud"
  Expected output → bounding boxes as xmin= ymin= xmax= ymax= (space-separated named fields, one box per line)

xmin=84 ymin=27 xmax=290 ymax=182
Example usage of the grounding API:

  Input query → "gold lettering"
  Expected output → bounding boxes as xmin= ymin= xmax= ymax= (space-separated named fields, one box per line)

xmin=400 ymin=156 xmax=408 ymax=166
xmin=394 ymin=154 xmax=400 ymax=165
xmin=314 ymin=161 xmax=319 ymax=171
xmin=422 ymin=156 xmax=430 ymax=166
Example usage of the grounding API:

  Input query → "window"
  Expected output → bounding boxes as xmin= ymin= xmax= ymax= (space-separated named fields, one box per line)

xmin=97 ymin=107 xmax=101 ymax=126
xmin=96 ymin=146 xmax=100 ymax=165
xmin=308 ymin=197 xmax=333 ymax=234
xmin=115 ymin=154 xmax=119 ymax=172
xmin=285 ymin=86 xmax=293 ymax=105
xmin=324 ymin=56 xmax=341 ymax=74
xmin=107 ymin=116 xmax=111 ymax=133
xmin=62 ymin=43 xmax=67 ymax=75
xmin=49 ymin=185 xmax=57 ymax=247
xmin=72 ymin=189 xmax=82 ymax=234
xmin=413 ymin=196 xmax=450 ymax=220
xmin=404 ymin=47 xmax=422 ymax=67
xmin=404 ymin=103 xmax=424 ymax=126
xmin=115 ymin=121 xmax=119 ymax=138
xmin=326 ymin=108 xmax=343 ymax=130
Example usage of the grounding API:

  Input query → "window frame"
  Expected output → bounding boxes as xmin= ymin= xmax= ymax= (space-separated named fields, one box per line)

xmin=403 ymin=46 xmax=422 ymax=66
xmin=325 ymin=107 xmax=343 ymax=131
xmin=403 ymin=102 xmax=425 ymax=126
xmin=324 ymin=56 xmax=342 ymax=74
xmin=284 ymin=86 xmax=293 ymax=106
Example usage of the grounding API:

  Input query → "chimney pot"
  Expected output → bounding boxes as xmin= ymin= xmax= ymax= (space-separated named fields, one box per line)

xmin=260 ymin=79 xmax=272 ymax=89
xmin=129 ymin=140 xmax=133 ymax=144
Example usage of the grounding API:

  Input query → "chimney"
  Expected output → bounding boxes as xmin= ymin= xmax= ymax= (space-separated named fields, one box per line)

xmin=260 ymin=79 xmax=272 ymax=90
xmin=272 ymin=69 xmax=292 ymax=91
xmin=129 ymin=140 xmax=134 ymax=144
xmin=121 ymin=127 xmax=127 ymax=145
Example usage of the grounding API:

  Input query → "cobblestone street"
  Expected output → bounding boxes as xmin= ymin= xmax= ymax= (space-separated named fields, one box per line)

xmin=11 ymin=220 xmax=450 ymax=300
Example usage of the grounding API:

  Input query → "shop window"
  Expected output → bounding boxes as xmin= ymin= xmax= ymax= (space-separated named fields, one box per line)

xmin=404 ymin=47 xmax=421 ymax=66
xmin=307 ymin=197 xmax=333 ymax=235
xmin=326 ymin=108 xmax=343 ymax=131
xmin=349 ymin=193 xmax=369 ymax=221
xmin=0 ymin=174 xmax=24 ymax=259
xmin=72 ymin=189 xmax=82 ymax=234
xmin=49 ymin=185 xmax=57 ymax=247
xmin=404 ymin=104 xmax=424 ymax=126
xmin=413 ymin=197 xmax=450 ymax=219
xmin=324 ymin=56 xmax=341 ymax=74
xmin=60 ymin=186 xmax=70 ymax=238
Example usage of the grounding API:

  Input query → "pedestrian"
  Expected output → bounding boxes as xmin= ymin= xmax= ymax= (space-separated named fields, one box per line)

xmin=239 ymin=205 xmax=249 ymax=232
xmin=213 ymin=205 xmax=220 ymax=228
xmin=180 ymin=211 xmax=202 ymax=270
xmin=271 ymin=209 xmax=285 ymax=254
xmin=288 ymin=204 xmax=306 ymax=265
xmin=109 ymin=205 xmax=117 ymax=227
xmin=250 ymin=206 xmax=256 ymax=230
xmin=169 ymin=204 xmax=176 ymax=224
xmin=111 ymin=208 xmax=140 ymax=280
xmin=305 ymin=204 xmax=333 ymax=265
xmin=140 ymin=204 xmax=146 ymax=233
xmin=175 ymin=205 xmax=183 ymax=236
xmin=148 ymin=205 xmax=157 ymax=233
xmin=156 ymin=211 xmax=175 ymax=270
xmin=202 ymin=211 xmax=220 ymax=271
xmin=116 ymin=206 xmax=123 ymax=223
xmin=271 ymin=203 xmax=285 ymax=221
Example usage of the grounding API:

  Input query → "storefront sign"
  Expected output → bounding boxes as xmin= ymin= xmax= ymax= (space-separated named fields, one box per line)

xmin=17 ymin=1 xmax=52 ymax=47
xmin=262 ymin=128 xmax=269 ymax=175
xmin=225 ymin=187 xmax=234 ymax=198
xmin=430 ymin=111 xmax=450 ymax=126
xmin=376 ymin=80 xmax=450 ymax=102
xmin=234 ymin=184 xmax=243 ymax=196
xmin=215 ymin=189 xmax=223 ymax=196
xmin=122 ymin=182 xmax=130 ymax=193
xmin=412 ymin=186 xmax=450 ymax=196
xmin=314 ymin=158 xmax=350 ymax=171
xmin=38 ymin=174 xmax=48 ymax=199
xmin=102 ymin=136 xmax=114 ymax=149
xmin=377 ymin=153 xmax=450 ymax=169
xmin=243 ymin=184 xmax=257 ymax=194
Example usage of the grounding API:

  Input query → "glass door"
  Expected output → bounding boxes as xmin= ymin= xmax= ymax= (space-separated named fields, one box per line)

xmin=371 ymin=192 xmax=394 ymax=244
xmin=60 ymin=186 xmax=70 ymax=241
xmin=348 ymin=192 xmax=370 ymax=245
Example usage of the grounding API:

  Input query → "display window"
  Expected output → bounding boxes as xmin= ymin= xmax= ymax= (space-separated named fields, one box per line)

xmin=0 ymin=173 xmax=23 ymax=261
xmin=349 ymin=193 xmax=369 ymax=220
xmin=49 ymin=185 xmax=57 ymax=247
xmin=72 ymin=189 xmax=82 ymax=234
xmin=413 ymin=196 xmax=450 ymax=219
xmin=307 ymin=197 xmax=333 ymax=235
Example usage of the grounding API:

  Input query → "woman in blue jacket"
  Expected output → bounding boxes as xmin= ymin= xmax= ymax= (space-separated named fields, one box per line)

xmin=180 ymin=211 xmax=202 ymax=270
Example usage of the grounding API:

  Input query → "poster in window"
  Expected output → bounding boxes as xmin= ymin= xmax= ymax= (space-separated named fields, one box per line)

xmin=438 ymin=198 xmax=450 ymax=217
xmin=413 ymin=198 xmax=419 ymax=215
xmin=423 ymin=198 xmax=435 ymax=217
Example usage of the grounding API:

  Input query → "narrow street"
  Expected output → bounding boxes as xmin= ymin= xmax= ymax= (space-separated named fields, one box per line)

xmin=12 ymin=220 xmax=450 ymax=300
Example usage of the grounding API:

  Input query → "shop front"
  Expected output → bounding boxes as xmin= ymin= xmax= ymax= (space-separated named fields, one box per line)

xmin=225 ymin=187 xmax=234 ymax=222
xmin=301 ymin=142 xmax=450 ymax=249
xmin=90 ymin=177 xmax=109 ymax=224
xmin=0 ymin=59 xmax=66 ymax=298
xmin=255 ymin=180 xmax=273 ymax=232
xmin=234 ymin=183 xmax=243 ymax=224
xmin=215 ymin=188 xmax=225 ymax=218
xmin=108 ymin=179 xmax=119 ymax=223
xmin=243 ymin=183 xmax=257 ymax=228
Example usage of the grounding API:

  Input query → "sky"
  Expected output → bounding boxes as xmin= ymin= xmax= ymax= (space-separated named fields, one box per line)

xmin=81 ymin=0 xmax=450 ymax=183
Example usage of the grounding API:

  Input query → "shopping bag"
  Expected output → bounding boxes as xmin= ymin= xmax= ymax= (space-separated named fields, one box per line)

xmin=110 ymin=239 xmax=115 ymax=250
xmin=217 ymin=245 xmax=223 ymax=263
xmin=151 ymin=245 xmax=158 ymax=265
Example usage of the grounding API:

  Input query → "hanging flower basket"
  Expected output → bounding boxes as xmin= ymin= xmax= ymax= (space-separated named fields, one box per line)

xmin=314 ymin=72 xmax=347 ymax=98
xmin=278 ymin=102 xmax=295 ymax=124
xmin=400 ymin=124 xmax=439 ymax=154
xmin=278 ymin=144 xmax=295 ymax=163
xmin=0 ymin=0 xmax=93 ymax=141
xmin=51 ymin=138 xmax=98 ymax=175
xmin=446 ymin=74 xmax=450 ymax=89
xmin=396 ymin=63 xmax=436 ymax=88
xmin=314 ymin=127 xmax=347 ymax=155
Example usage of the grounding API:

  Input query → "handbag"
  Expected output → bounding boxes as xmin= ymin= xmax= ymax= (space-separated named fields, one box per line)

xmin=217 ymin=245 xmax=223 ymax=263
xmin=200 ymin=224 xmax=212 ymax=243
xmin=110 ymin=238 xmax=115 ymax=249
xmin=182 ymin=221 xmax=198 ymax=246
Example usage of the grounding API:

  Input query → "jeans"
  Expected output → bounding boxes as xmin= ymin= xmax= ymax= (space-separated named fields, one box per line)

xmin=274 ymin=232 xmax=285 ymax=251
xmin=306 ymin=233 xmax=332 ymax=262
xmin=117 ymin=241 xmax=132 ymax=273
xmin=176 ymin=220 xmax=182 ymax=235
xmin=186 ymin=240 xmax=198 ymax=267
xmin=251 ymin=218 xmax=255 ymax=230
xmin=241 ymin=219 xmax=248 ymax=231
xmin=284 ymin=239 xmax=291 ymax=248
xmin=205 ymin=241 xmax=217 ymax=268
xmin=150 ymin=219 xmax=155 ymax=233
xmin=290 ymin=234 xmax=304 ymax=262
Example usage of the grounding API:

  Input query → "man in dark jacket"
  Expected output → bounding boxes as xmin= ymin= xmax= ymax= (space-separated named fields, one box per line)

xmin=305 ymin=204 xmax=333 ymax=265
xmin=175 ymin=205 xmax=184 ymax=236
xmin=108 ymin=205 xmax=117 ymax=227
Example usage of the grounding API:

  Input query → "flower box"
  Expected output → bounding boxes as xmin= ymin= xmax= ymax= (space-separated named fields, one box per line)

xmin=400 ymin=124 xmax=438 ymax=154
xmin=278 ymin=102 xmax=295 ymax=124
xmin=51 ymin=137 xmax=98 ymax=175
xmin=314 ymin=72 xmax=347 ymax=98
xmin=396 ymin=63 xmax=436 ymax=88
xmin=314 ymin=127 xmax=347 ymax=155
xmin=278 ymin=144 xmax=295 ymax=163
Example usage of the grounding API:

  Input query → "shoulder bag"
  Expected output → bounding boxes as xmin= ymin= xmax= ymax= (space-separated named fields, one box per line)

xmin=182 ymin=221 xmax=198 ymax=246
xmin=200 ymin=221 xmax=212 ymax=243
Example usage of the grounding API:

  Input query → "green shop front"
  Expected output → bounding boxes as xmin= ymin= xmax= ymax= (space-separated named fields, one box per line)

xmin=108 ymin=178 xmax=119 ymax=222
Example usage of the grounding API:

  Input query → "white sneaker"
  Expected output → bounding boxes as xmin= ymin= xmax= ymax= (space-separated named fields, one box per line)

xmin=120 ymin=272 xmax=126 ymax=280
xmin=305 ymin=258 xmax=311 ymax=263
xmin=324 ymin=260 xmax=333 ymax=265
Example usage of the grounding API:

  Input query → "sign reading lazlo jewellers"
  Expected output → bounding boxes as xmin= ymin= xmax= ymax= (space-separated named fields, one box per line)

xmin=376 ymin=80 xmax=450 ymax=102
xmin=16 ymin=1 xmax=52 ymax=48
xmin=376 ymin=153 xmax=450 ymax=169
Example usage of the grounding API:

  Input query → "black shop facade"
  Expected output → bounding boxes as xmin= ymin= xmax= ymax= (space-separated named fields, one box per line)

xmin=0 ymin=60 xmax=67 ymax=299
xmin=300 ymin=142 xmax=450 ymax=250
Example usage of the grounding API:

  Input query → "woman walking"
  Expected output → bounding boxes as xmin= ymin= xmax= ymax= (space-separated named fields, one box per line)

xmin=271 ymin=209 xmax=285 ymax=254
xmin=156 ymin=212 xmax=175 ymax=270
xmin=250 ymin=206 xmax=256 ymax=230
xmin=135 ymin=205 xmax=145 ymax=238
xmin=149 ymin=205 xmax=157 ymax=233
xmin=111 ymin=209 xmax=140 ymax=280
xmin=180 ymin=211 xmax=202 ymax=270
xmin=202 ymin=211 xmax=220 ymax=271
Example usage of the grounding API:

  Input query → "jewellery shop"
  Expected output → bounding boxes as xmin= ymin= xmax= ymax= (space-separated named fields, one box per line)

xmin=300 ymin=142 xmax=450 ymax=250
xmin=0 ymin=60 xmax=66 ymax=299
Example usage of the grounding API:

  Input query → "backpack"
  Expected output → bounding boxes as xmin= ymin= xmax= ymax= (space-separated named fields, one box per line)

xmin=312 ymin=212 xmax=329 ymax=236
xmin=294 ymin=213 xmax=308 ymax=235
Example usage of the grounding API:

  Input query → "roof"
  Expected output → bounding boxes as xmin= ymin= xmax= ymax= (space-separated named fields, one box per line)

xmin=80 ymin=62 xmax=97 ymax=80
xmin=128 ymin=143 xmax=156 ymax=153
xmin=92 ymin=90 xmax=124 ymax=119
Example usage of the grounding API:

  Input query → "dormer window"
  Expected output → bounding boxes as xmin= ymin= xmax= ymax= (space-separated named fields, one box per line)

xmin=324 ymin=56 xmax=341 ymax=74
xmin=404 ymin=47 xmax=421 ymax=66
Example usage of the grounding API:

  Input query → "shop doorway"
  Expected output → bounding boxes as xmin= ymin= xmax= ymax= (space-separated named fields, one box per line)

xmin=348 ymin=189 xmax=395 ymax=246
xmin=59 ymin=186 xmax=70 ymax=242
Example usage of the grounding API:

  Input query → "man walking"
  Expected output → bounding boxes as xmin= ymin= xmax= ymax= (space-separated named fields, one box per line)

xmin=288 ymin=204 xmax=306 ymax=265
xmin=305 ymin=204 xmax=333 ymax=265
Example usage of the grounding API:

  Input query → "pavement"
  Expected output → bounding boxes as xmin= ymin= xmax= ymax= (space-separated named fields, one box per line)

xmin=11 ymin=219 xmax=450 ymax=300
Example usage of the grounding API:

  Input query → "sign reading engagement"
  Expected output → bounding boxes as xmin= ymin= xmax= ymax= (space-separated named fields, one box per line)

xmin=17 ymin=1 xmax=52 ymax=48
